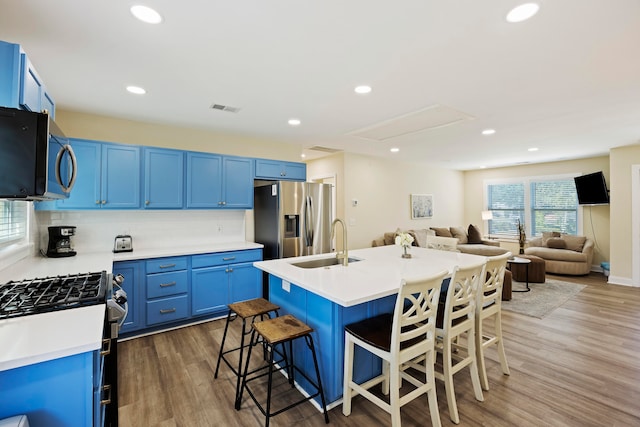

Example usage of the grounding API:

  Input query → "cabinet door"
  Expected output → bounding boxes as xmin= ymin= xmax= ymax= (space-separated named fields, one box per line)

xmin=229 ymin=261 xmax=262 ymax=303
xmin=113 ymin=261 xmax=143 ymax=334
xmin=255 ymin=159 xmax=306 ymax=181
xmin=283 ymin=162 xmax=306 ymax=181
xmin=191 ymin=265 xmax=228 ymax=316
xmin=57 ymin=139 xmax=102 ymax=209
xmin=222 ymin=156 xmax=253 ymax=208
xmin=144 ymin=147 xmax=184 ymax=209
xmin=186 ymin=152 xmax=222 ymax=208
xmin=101 ymin=143 xmax=141 ymax=209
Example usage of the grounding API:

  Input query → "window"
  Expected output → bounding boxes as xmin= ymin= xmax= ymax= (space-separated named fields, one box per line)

xmin=486 ymin=175 xmax=579 ymax=238
xmin=0 ymin=200 xmax=28 ymax=244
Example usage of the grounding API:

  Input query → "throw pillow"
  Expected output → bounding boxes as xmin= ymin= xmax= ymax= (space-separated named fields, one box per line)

xmin=542 ymin=231 xmax=561 ymax=247
xmin=561 ymin=234 xmax=586 ymax=252
xmin=383 ymin=232 xmax=396 ymax=246
xmin=430 ymin=227 xmax=453 ymax=238
xmin=412 ymin=229 xmax=431 ymax=248
xmin=449 ymin=226 xmax=468 ymax=244
xmin=546 ymin=238 xmax=567 ymax=249
xmin=467 ymin=224 xmax=483 ymax=244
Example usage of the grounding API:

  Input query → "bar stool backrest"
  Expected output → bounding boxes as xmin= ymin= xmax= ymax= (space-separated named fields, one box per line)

xmin=443 ymin=261 xmax=486 ymax=330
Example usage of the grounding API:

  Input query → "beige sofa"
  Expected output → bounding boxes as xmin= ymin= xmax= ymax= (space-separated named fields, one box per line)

xmin=372 ymin=226 xmax=510 ymax=257
xmin=524 ymin=234 xmax=594 ymax=275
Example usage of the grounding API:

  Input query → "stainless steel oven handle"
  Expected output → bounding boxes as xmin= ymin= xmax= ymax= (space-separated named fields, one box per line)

xmin=55 ymin=144 xmax=78 ymax=193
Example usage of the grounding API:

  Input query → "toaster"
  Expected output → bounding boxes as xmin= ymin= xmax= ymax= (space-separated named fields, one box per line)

xmin=113 ymin=235 xmax=133 ymax=253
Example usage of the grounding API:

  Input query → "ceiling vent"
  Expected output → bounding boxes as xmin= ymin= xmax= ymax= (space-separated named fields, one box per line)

xmin=348 ymin=104 xmax=475 ymax=141
xmin=308 ymin=146 xmax=342 ymax=153
xmin=210 ymin=103 xmax=241 ymax=113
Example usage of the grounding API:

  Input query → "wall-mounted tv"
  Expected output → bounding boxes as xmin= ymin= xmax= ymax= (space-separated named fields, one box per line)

xmin=574 ymin=171 xmax=610 ymax=205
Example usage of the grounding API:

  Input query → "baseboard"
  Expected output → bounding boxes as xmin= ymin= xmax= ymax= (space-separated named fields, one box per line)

xmin=607 ymin=275 xmax=638 ymax=287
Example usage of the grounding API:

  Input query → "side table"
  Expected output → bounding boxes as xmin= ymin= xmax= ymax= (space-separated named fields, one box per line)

xmin=507 ymin=257 xmax=531 ymax=292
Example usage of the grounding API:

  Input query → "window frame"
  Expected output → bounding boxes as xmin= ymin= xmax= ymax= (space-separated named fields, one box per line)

xmin=484 ymin=173 xmax=583 ymax=239
xmin=0 ymin=200 xmax=29 ymax=246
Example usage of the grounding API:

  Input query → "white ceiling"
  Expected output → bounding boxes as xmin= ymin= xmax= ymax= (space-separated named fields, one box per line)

xmin=1 ymin=0 xmax=639 ymax=170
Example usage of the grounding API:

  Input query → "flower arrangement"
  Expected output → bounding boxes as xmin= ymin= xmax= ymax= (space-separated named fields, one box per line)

xmin=395 ymin=232 xmax=414 ymax=258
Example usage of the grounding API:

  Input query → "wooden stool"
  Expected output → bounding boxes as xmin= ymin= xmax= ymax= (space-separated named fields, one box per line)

xmin=238 ymin=314 xmax=329 ymax=427
xmin=214 ymin=298 xmax=280 ymax=408
xmin=511 ymin=254 xmax=546 ymax=283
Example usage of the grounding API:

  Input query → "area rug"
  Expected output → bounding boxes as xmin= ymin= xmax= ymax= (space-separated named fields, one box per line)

xmin=502 ymin=279 xmax=586 ymax=318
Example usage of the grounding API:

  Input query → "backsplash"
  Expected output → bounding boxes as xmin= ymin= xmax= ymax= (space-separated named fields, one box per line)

xmin=35 ymin=209 xmax=248 ymax=254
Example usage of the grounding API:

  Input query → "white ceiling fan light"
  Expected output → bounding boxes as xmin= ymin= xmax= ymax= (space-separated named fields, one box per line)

xmin=506 ymin=3 xmax=540 ymax=23
xmin=130 ymin=5 xmax=163 ymax=24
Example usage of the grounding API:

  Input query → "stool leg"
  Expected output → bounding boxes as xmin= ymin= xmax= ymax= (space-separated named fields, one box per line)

xmin=214 ymin=311 xmax=233 ymax=378
xmin=237 ymin=328 xmax=257 ymax=410
xmin=306 ymin=335 xmax=329 ymax=424
xmin=233 ymin=316 xmax=250 ymax=407
xmin=288 ymin=340 xmax=295 ymax=386
xmin=265 ymin=342 xmax=276 ymax=427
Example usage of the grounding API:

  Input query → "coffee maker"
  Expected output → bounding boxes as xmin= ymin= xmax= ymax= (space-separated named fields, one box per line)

xmin=47 ymin=226 xmax=77 ymax=258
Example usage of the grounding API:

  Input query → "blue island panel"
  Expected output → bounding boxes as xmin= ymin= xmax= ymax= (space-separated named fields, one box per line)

xmin=268 ymin=274 xmax=396 ymax=404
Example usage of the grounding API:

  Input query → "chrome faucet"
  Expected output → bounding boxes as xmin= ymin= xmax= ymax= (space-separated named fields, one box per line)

xmin=331 ymin=218 xmax=348 ymax=266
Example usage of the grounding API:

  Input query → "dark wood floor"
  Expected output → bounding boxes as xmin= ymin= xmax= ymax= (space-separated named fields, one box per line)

xmin=117 ymin=272 xmax=640 ymax=426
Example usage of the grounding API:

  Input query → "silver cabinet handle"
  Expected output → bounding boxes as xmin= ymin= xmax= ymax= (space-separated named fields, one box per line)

xmin=145 ymin=200 xmax=150 ymax=205
xmin=159 ymin=263 xmax=176 ymax=269
xmin=160 ymin=308 xmax=176 ymax=314
xmin=101 ymin=200 xmax=106 ymax=204
xmin=160 ymin=281 xmax=177 ymax=288
xmin=222 ymin=256 xmax=236 ymax=261
xmin=96 ymin=200 xmax=101 ymax=205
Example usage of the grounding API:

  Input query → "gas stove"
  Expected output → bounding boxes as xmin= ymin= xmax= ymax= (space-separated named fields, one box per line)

xmin=0 ymin=271 xmax=108 ymax=320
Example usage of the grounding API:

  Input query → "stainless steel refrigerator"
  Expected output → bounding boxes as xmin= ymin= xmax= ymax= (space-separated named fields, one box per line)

xmin=254 ymin=181 xmax=332 ymax=260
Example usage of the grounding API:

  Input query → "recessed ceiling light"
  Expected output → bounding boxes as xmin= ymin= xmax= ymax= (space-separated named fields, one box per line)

xmin=481 ymin=129 xmax=496 ymax=135
xmin=480 ymin=165 xmax=487 ymax=169
xmin=130 ymin=5 xmax=163 ymax=24
xmin=354 ymin=85 xmax=372 ymax=94
xmin=528 ymin=147 xmax=539 ymax=152
xmin=288 ymin=118 xmax=301 ymax=126
xmin=390 ymin=147 xmax=400 ymax=153
xmin=126 ymin=85 xmax=146 ymax=95
xmin=506 ymin=3 xmax=540 ymax=23
xmin=300 ymin=153 xmax=306 ymax=158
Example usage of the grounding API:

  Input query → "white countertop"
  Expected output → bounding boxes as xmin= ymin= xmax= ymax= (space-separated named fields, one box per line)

xmin=254 ymin=245 xmax=487 ymax=307
xmin=0 ymin=304 xmax=105 ymax=372
xmin=0 ymin=241 xmax=263 ymax=372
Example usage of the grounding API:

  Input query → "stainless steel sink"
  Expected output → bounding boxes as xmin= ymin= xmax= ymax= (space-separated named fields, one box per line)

xmin=290 ymin=257 xmax=361 ymax=269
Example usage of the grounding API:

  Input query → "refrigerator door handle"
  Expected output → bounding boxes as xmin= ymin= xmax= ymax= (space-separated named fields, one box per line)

xmin=305 ymin=196 xmax=314 ymax=247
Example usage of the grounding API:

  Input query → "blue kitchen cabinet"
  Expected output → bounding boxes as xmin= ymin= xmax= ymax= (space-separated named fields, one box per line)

xmin=143 ymin=147 xmax=184 ymax=209
xmin=255 ymin=159 xmax=306 ymax=181
xmin=186 ymin=152 xmax=253 ymax=209
xmin=191 ymin=249 xmax=262 ymax=317
xmin=37 ymin=139 xmax=141 ymax=210
xmin=113 ymin=260 xmax=144 ymax=334
xmin=0 ymin=351 xmax=97 ymax=427
xmin=145 ymin=257 xmax=189 ymax=327
xmin=0 ymin=40 xmax=55 ymax=118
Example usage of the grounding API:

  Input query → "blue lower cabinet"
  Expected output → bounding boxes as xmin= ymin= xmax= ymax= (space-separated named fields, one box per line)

xmin=113 ymin=260 xmax=143 ymax=334
xmin=146 ymin=294 xmax=189 ymax=326
xmin=0 ymin=351 xmax=97 ymax=427
xmin=191 ymin=265 xmax=228 ymax=316
xmin=268 ymin=274 xmax=395 ymax=405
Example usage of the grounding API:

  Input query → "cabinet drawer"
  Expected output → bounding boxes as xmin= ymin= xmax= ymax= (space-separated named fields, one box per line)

xmin=192 ymin=249 xmax=262 ymax=269
xmin=146 ymin=256 xmax=188 ymax=274
xmin=146 ymin=270 xmax=188 ymax=299
xmin=146 ymin=295 xmax=188 ymax=326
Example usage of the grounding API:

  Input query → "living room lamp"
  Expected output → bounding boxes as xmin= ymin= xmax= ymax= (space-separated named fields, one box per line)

xmin=482 ymin=210 xmax=493 ymax=239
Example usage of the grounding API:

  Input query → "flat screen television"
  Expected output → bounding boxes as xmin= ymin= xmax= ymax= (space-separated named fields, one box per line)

xmin=574 ymin=171 xmax=609 ymax=205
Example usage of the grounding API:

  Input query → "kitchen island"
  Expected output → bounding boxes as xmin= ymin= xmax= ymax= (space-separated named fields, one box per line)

xmin=253 ymin=245 xmax=486 ymax=407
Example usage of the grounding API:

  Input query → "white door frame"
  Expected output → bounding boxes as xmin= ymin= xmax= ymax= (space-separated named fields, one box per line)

xmin=632 ymin=165 xmax=640 ymax=286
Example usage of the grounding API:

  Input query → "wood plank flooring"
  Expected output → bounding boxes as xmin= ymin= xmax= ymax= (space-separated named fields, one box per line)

xmin=117 ymin=273 xmax=640 ymax=426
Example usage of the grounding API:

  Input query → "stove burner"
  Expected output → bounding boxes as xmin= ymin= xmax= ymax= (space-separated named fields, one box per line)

xmin=0 ymin=271 xmax=107 ymax=319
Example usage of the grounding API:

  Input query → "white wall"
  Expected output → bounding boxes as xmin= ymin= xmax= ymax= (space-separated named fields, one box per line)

xmin=308 ymin=152 xmax=465 ymax=250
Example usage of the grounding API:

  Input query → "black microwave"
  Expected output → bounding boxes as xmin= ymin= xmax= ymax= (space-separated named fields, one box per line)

xmin=0 ymin=107 xmax=77 ymax=200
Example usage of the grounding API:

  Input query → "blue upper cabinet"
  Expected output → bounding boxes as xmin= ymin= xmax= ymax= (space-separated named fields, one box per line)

xmin=143 ymin=147 xmax=184 ymax=209
xmin=255 ymin=159 xmax=306 ymax=181
xmin=186 ymin=152 xmax=253 ymax=209
xmin=0 ymin=40 xmax=55 ymax=118
xmin=44 ymin=139 xmax=140 ymax=210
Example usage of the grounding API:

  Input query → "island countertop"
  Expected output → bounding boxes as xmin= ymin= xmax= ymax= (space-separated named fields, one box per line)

xmin=254 ymin=245 xmax=487 ymax=307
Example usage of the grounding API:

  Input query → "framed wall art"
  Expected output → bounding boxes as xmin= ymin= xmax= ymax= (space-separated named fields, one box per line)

xmin=411 ymin=194 xmax=433 ymax=219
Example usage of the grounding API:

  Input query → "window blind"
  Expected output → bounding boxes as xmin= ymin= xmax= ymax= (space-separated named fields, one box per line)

xmin=0 ymin=200 xmax=28 ymax=244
